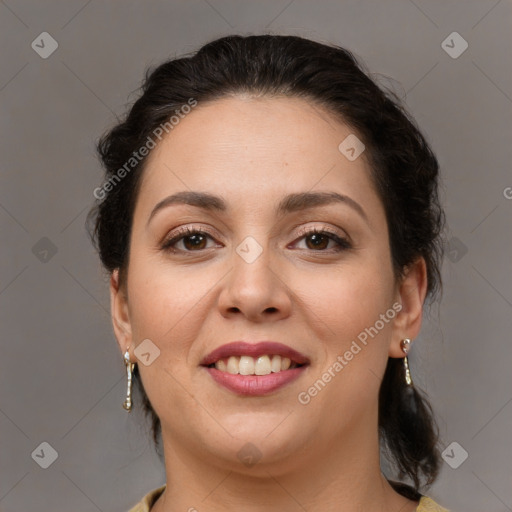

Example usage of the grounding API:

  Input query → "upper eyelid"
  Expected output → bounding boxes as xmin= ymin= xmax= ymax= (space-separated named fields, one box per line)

xmin=164 ymin=223 xmax=346 ymax=239
xmin=294 ymin=224 xmax=348 ymax=238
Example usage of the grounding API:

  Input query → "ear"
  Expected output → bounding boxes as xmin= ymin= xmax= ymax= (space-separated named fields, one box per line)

xmin=388 ymin=257 xmax=428 ymax=358
xmin=110 ymin=268 xmax=133 ymax=358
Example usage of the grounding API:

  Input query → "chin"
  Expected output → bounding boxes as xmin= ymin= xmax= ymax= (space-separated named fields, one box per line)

xmin=211 ymin=416 xmax=309 ymax=460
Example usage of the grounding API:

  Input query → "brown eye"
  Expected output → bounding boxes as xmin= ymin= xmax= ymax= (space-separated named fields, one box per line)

xmin=161 ymin=227 xmax=217 ymax=253
xmin=305 ymin=232 xmax=330 ymax=250
xmin=182 ymin=233 xmax=208 ymax=250
xmin=294 ymin=228 xmax=351 ymax=252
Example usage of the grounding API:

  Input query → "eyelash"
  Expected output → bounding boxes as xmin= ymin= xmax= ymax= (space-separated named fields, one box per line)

xmin=160 ymin=226 xmax=351 ymax=254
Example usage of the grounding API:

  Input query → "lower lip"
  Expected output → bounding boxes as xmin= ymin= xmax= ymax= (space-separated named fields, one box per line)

xmin=203 ymin=366 xmax=307 ymax=396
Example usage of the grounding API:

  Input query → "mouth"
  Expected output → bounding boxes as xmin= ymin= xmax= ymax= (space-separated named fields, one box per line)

xmin=200 ymin=341 xmax=310 ymax=373
xmin=200 ymin=341 xmax=310 ymax=395
xmin=205 ymin=354 xmax=305 ymax=375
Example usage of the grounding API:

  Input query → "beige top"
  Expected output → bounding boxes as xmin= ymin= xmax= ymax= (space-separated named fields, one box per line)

xmin=127 ymin=485 xmax=450 ymax=511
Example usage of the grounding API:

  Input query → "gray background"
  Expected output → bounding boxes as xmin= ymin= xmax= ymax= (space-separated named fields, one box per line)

xmin=1 ymin=1 xmax=511 ymax=511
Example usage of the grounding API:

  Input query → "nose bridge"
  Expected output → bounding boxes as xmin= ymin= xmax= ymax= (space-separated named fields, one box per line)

xmin=232 ymin=233 xmax=274 ymax=299
xmin=217 ymin=231 xmax=290 ymax=321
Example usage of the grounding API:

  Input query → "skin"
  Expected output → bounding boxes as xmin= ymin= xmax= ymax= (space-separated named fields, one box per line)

xmin=110 ymin=96 xmax=428 ymax=512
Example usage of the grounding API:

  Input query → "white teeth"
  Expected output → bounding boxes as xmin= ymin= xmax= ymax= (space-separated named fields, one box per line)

xmin=270 ymin=354 xmax=281 ymax=373
xmin=255 ymin=355 xmax=271 ymax=375
xmin=214 ymin=355 xmax=299 ymax=375
xmin=216 ymin=359 xmax=227 ymax=372
xmin=239 ymin=356 xmax=255 ymax=375
xmin=226 ymin=356 xmax=239 ymax=374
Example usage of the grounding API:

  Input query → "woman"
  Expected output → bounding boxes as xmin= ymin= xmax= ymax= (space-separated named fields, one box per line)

xmin=88 ymin=34 xmax=448 ymax=511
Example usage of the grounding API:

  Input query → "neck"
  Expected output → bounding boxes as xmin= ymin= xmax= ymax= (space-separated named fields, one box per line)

xmin=152 ymin=414 xmax=417 ymax=512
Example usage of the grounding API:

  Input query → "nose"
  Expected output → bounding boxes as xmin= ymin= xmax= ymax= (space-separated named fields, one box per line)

xmin=217 ymin=241 xmax=292 ymax=323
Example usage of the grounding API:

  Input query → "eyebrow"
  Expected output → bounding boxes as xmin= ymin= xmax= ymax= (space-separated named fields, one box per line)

xmin=146 ymin=190 xmax=369 ymax=227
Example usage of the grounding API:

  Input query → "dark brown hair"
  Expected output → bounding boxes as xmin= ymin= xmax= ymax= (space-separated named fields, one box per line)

xmin=87 ymin=34 xmax=445 ymax=492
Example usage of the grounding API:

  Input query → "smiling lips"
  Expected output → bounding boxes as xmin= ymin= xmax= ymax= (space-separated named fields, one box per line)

xmin=200 ymin=341 xmax=310 ymax=396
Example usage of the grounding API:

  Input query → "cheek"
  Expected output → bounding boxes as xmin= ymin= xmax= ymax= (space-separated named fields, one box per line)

xmin=127 ymin=248 xmax=208 ymax=338
xmin=125 ymin=253 xmax=212 ymax=418
xmin=298 ymin=254 xmax=395 ymax=343
xmin=125 ymin=248 xmax=229 ymax=387
xmin=294 ymin=250 xmax=396 ymax=419
xmin=295 ymin=268 xmax=395 ymax=434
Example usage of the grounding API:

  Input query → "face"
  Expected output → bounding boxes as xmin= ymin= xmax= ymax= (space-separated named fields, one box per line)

xmin=111 ymin=96 xmax=425 ymax=475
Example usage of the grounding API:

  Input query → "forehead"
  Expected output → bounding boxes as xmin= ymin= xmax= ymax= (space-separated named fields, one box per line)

xmin=135 ymin=95 xmax=381 ymax=220
xmin=146 ymin=95 xmax=354 ymax=169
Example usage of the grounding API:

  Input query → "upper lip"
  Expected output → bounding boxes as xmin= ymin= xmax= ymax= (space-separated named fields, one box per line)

xmin=200 ymin=341 xmax=310 ymax=367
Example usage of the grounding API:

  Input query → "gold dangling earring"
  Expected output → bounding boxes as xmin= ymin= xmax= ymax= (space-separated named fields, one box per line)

xmin=123 ymin=348 xmax=135 ymax=411
xmin=400 ymin=338 xmax=413 ymax=386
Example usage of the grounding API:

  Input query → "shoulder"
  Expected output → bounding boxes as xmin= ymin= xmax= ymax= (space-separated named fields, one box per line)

xmin=127 ymin=485 xmax=166 ymax=512
xmin=388 ymin=481 xmax=449 ymax=512
xmin=417 ymin=495 xmax=450 ymax=511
